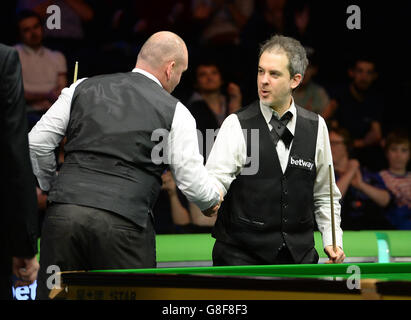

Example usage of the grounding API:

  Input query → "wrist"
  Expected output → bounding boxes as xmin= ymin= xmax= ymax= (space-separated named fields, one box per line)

xmin=167 ymin=189 xmax=177 ymax=197
xmin=355 ymin=179 xmax=366 ymax=190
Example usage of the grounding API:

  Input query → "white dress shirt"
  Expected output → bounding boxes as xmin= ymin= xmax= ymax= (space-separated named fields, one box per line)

xmin=28 ymin=68 xmax=220 ymax=211
xmin=205 ymin=99 xmax=343 ymax=249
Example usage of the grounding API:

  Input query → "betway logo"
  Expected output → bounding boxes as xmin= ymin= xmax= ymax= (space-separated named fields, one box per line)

xmin=290 ymin=157 xmax=314 ymax=171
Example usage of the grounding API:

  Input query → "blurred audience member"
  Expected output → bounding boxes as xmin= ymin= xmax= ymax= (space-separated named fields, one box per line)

xmin=286 ymin=0 xmax=316 ymax=49
xmin=293 ymin=50 xmax=329 ymax=115
xmin=105 ymin=1 xmax=191 ymax=44
xmin=330 ymin=127 xmax=392 ymax=230
xmin=192 ymin=0 xmax=254 ymax=46
xmin=239 ymin=0 xmax=288 ymax=104
xmin=154 ymin=61 xmax=242 ymax=234
xmin=154 ymin=61 xmax=241 ymax=234
xmin=94 ymin=1 xmax=192 ymax=75
xmin=15 ymin=10 xmax=67 ymax=129
xmin=17 ymin=0 xmax=95 ymax=79
xmin=325 ymin=56 xmax=384 ymax=171
xmin=152 ymin=171 xmax=188 ymax=234
xmin=187 ymin=60 xmax=242 ymax=152
xmin=18 ymin=0 xmax=94 ymax=42
xmin=159 ymin=170 xmax=216 ymax=233
xmin=379 ymin=131 xmax=411 ymax=229
xmin=241 ymin=0 xmax=287 ymax=48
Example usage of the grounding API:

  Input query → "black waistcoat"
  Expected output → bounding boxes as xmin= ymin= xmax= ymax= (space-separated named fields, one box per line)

xmin=212 ymin=101 xmax=319 ymax=263
xmin=48 ymin=72 xmax=178 ymax=228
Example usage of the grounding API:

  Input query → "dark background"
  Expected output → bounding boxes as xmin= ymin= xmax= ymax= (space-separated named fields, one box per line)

xmin=1 ymin=0 xmax=409 ymax=135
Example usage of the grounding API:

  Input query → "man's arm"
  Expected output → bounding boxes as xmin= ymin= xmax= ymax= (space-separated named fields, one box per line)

xmin=167 ymin=102 xmax=222 ymax=213
xmin=161 ymin=170 xmax=191 ymax=225
xmin=336 ymin=159 xmax=360 ymax=197
xmin=57 ymin=72 xmax=68 ymax=93
xmin=313 ymin=116 xmax=345 ymax=263
xmin=353 ymin=121 xmax=382 ymax=148
xmin=350 ymin=169 xmax=390 ymax=207
xmin=28 ymin=78 xmax=86 ymax=191
xmin=23 ymin=72 xmax=68 ymax=112
xmin=205 ymin=113 xmax=247 ymax=197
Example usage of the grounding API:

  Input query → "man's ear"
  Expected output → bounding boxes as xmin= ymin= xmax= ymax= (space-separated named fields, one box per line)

xmin=166 ymin=61 xmax=175 ymax=80
xmin=291 ymin=73 xmax=303 ymax=90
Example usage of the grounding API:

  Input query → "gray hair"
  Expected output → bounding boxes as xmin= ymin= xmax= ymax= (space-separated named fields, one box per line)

xmin=259 ymin=35 xmax=308 ymax=78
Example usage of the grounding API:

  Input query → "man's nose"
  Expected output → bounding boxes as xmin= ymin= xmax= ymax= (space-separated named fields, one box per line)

xmin=260 ymin=73 xmax=269 ymax=85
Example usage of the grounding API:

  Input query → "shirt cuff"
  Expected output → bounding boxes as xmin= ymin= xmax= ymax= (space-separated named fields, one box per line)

xmin=192 ymin=186 xmax=220 ymax=211
xmin=322 ymin=229 xmax=343 ymax=250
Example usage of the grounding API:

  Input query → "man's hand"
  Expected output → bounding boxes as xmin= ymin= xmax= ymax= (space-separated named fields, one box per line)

xmin=350 ymin=168 xmax=364 ymax=190
xmin=202 ymin=189 xmax=224 ymax=217
xmin=347 ymin=159 xmax=360 ymax=173
xmin=161 ymin=170 xmax=177 ymax=196
xmin=324 ymin=246 xmax=346 ymax=264
xmin=12 ymin=256 xmax=39 ymax=285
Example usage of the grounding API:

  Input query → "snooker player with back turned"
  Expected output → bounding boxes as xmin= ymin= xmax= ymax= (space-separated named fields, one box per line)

xmin=205 ymin=35 xmax=346 ymax=266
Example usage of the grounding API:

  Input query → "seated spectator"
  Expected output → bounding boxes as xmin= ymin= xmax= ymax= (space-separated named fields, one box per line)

xmin=158 ymin=170 xmax=216 ymax=233
xmin=286 ymin=0 xmax=318 ymax=51
xmin=192 ymin=0 xmax=254 ymax=46
xmin=379 ymin=131 xmax=411 ymax=229
xmin=330 ymin=126 xmax=392 ymax=230
xmin=293 ymin=50 xmax=329 ymax=115
xmin=18 ymin=0 xmax=96 ymax=78
xmin=239 ymin=0 xmax=290 ymax=103
xmin=14 ymin=10 xmax=67 ymax=129
xmin=152 ymin=170 xmax=190 ymax=234
xmin=18 ymin=0 xmax=94 ymax=43
xmin=153 ymin=61 xmax=242 ymax=234
xmin=324 ymin=56 xmax=385 ymax=171
xmin=241 ymin=0 xmax=287 ymax=49
xmin=187 ymin=60 xmax=242 ymax=159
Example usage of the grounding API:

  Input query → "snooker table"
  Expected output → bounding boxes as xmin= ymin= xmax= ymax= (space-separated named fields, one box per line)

xmin=52 ymin=263 xmax=411 ymax=300
xmin=154 ymin=231 xmax=411 ymax=266
xmin=50 ymin=231 xmax=411 ymax=300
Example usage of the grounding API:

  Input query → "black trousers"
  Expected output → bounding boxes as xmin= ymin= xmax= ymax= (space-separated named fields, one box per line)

xmin=212 ymin=240 xmax=319 ymax=266
xmin=36 ymin=203 xmax=156 ymax=300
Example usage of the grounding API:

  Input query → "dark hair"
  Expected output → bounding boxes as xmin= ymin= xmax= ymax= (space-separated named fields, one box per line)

xmin=350 ymin=54 xmax=377 ymax=71
xmin=384 ymin=130 xmax=410 ymax=153
xmin=16 ymin=9 xmax=42 ymax=27
xmin=195 ymin=60 xmax=222 ymax=74
xmin=329 ymin=126 xmax=353 ymax=156
xmin=192 ymin=59 xmax=224 ymax=86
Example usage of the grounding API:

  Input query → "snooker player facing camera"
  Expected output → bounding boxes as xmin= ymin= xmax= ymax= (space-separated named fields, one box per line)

xmin=205 ymin=35 xmax=346 ymax=266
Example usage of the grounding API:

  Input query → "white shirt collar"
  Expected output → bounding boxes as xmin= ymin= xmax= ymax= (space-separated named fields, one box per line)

xmin=132 ymin=68 xmax=163 ymax=88
xmin=259 ymin=98 xmax=297 ymax=134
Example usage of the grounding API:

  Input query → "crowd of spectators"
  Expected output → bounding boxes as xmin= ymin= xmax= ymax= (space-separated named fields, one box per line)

xmin=1 ymin=0 xmax=410 ymax=233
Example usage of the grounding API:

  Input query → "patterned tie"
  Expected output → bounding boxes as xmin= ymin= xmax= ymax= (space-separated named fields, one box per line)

xmin=269 ymin=111 xmax=294 ymax=149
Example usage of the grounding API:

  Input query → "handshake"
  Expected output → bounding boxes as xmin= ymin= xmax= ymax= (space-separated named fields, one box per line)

xmin=202 ymin=189 xmax=224 ymax=217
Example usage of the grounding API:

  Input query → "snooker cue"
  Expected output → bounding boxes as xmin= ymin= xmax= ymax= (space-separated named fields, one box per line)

xmin=73 ymin=61 xmax=78 ymax=83
xmin=329 ymin=164 xmax=337 ymax=253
